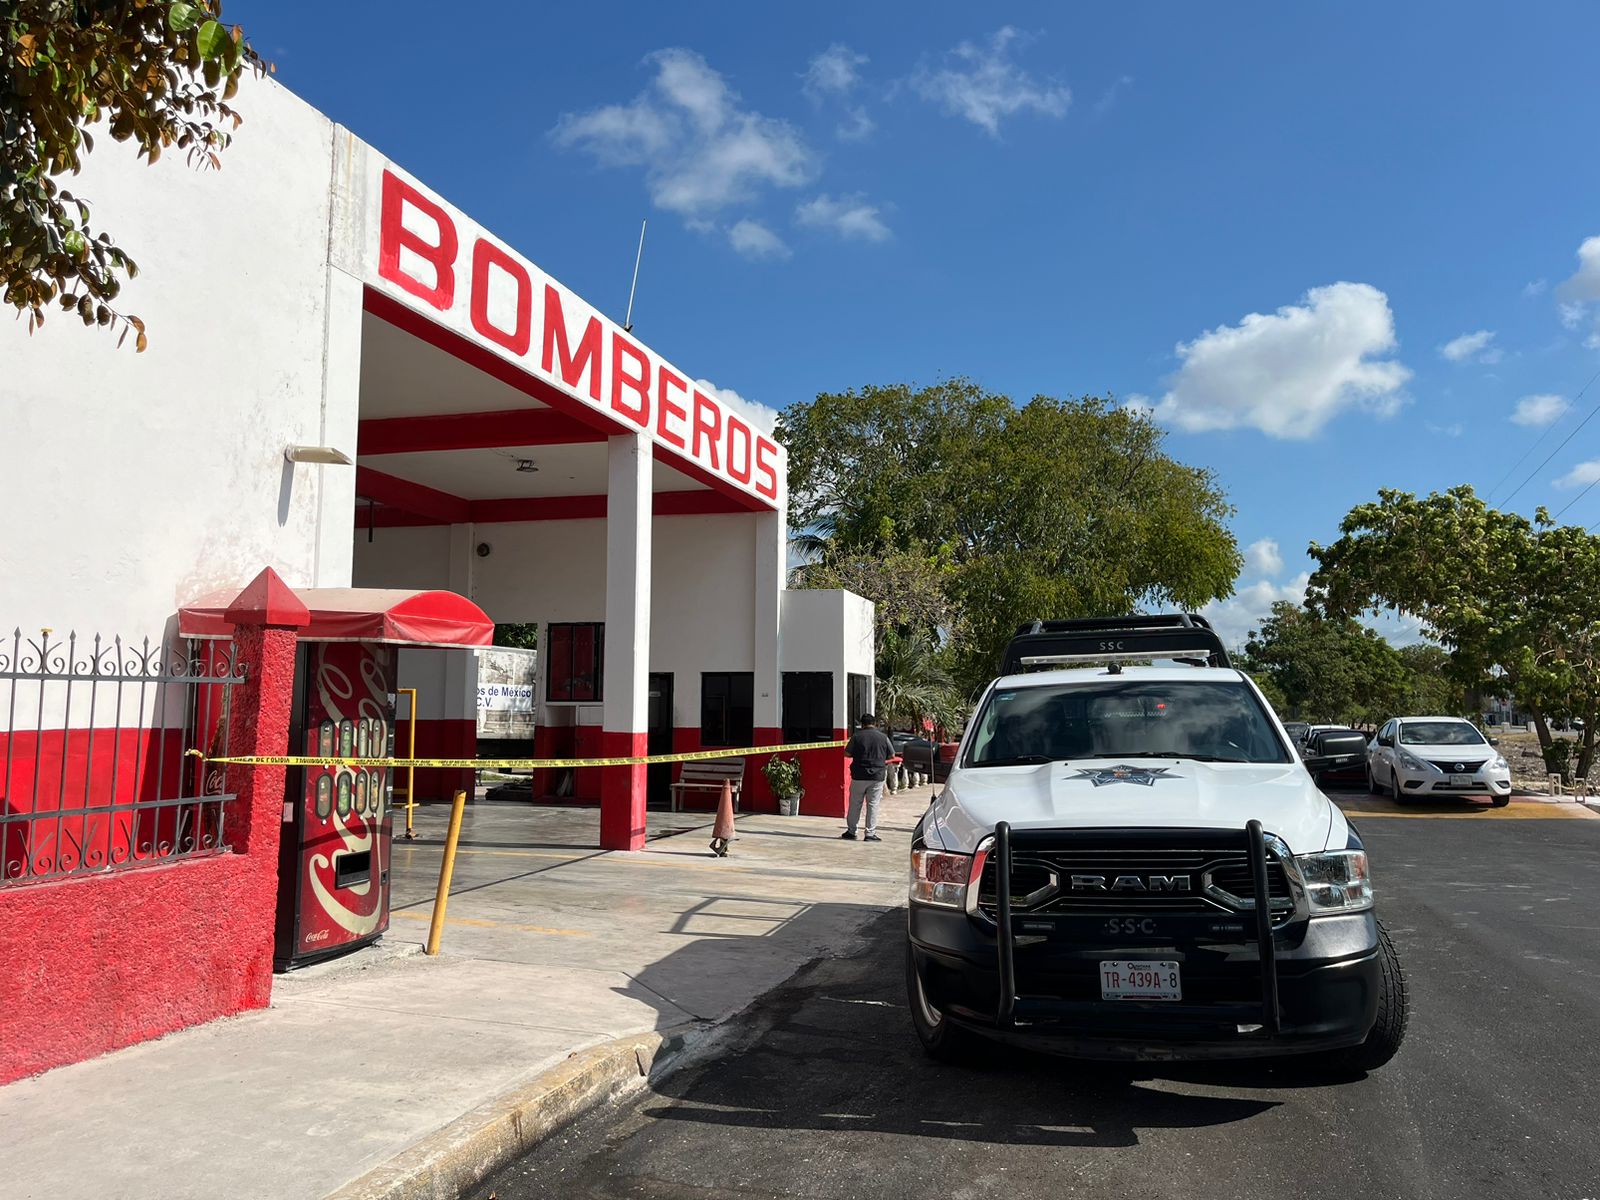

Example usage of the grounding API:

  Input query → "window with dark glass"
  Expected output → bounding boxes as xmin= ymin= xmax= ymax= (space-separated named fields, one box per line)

xmin=782 ymin=672 xmax=834 ymax=743
xmin=701 ymin=672 xmax=754 ymax=748
xmin=547 ymin=623 xmax=604 ymax=702
xmin=847 ymin=673 xmax=874 ymax=730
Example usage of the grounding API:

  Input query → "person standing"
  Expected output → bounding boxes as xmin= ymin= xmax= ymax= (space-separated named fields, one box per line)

xmin=842 ymin=713 xmax=894 ymax=842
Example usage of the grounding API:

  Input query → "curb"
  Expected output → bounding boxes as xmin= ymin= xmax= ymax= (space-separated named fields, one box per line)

xmin=323 ymin=1023 xmax=702 ymax=1200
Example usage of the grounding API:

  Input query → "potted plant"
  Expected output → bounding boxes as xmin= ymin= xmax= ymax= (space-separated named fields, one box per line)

xmin=762 ymin=755 xmax=804 ymax=815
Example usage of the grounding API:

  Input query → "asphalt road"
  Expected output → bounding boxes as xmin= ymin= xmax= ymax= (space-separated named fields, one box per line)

xmin=476 ymin=799 xmax=1600 ymax=1200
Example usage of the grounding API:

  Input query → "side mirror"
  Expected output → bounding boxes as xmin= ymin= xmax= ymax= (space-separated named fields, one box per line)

xmin=1305 ymin=731 xmax=1368 ymax=773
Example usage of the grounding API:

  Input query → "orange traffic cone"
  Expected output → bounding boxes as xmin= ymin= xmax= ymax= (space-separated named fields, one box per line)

xmin=709 ymin=779 xmax=735 ymax=857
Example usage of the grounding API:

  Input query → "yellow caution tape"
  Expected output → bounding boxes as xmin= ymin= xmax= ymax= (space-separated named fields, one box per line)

xmin=183 ymin=739 xmax=849 ymax=770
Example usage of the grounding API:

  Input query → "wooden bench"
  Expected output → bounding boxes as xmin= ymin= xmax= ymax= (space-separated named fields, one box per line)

xmin=670 ymin=759 xmax=745 ymax=813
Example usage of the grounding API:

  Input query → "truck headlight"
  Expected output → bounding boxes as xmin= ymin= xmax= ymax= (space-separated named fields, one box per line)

xmin=1294 ymin=849 xmax=1373 ymax=913
xmin=910 ymin=847 xmax=984 ymax=909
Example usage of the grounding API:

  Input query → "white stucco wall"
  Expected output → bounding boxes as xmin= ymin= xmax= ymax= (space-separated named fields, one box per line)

xmin=353 ymin=514 xmax=762 ymax=729
xmin=0 ymin=75 xmax=354 ymax=646
xmin=781 ymin=589 xmax=877 ymax=728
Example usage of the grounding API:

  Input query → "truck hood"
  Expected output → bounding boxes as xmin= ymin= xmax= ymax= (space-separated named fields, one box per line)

xmin=930 ymin=758 xmax=1336 ymax=855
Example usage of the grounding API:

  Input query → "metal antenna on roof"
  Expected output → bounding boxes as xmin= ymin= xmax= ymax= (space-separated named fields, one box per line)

xmin=623 ymin=220 xmax=647 ymax=333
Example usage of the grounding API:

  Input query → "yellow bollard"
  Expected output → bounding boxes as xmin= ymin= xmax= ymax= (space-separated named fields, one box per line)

xmin=425 ymin=789 xmax=468 ymax=956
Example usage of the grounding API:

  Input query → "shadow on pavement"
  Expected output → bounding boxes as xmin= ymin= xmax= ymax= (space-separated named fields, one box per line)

xmin=613 ymin=909 xmax=1305 ymax=1149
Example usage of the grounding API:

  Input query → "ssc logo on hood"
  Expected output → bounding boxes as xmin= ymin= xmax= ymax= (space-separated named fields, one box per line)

xmin=1071 ymin=764 xmax=1179 ymax=788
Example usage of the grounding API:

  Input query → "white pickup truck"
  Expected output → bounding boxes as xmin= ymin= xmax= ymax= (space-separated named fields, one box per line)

xmin=906 ymin=614 xmax=1407 ymax=1072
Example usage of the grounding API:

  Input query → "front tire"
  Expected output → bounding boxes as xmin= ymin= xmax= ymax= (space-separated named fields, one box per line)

xmin=1366 ymin=764 xmax=1384 ymax=796
xmin=1491 ymin=791 xmax=1512 ymax=808
xmin=1321 ymin=918 xmax=1409 ymax=1075
xmin=1390 ymin=768 xmax=1406 ymax=804
xmin=906 ymin=944 xmax=981 ymax=1063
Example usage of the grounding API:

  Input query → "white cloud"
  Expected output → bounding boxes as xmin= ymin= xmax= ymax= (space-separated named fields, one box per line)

xmin=1511 ymin=393 xmax=1567 ymax=427
xmin=1555 ymin=459 xmax=1600 ymax=489
xmin=1122 ymin=393 xmax=1155 ymax=418
xmin=1438 ymin=329 xmax=1501 ymax=364
xmin=1244 ymin=538 xmax=1284 ymax=577
xmin=796 ymin=193 xmax=892 ymax=242
xmin=1559 ymin=301 xmax=1587 ymax=330
xmin=1586 ymin=329 xmax=1600 ymax=351
xmin=1524 ymin=279 xmax=1549 ymax=298
xmin=1150 ymin=282 xmax=1411 ymax=439
xmin=803 ymin=44 xmax=867 ymax=101
xmin=1426 ymin=422 xmax=1464 ymax=437
xmin=727 ymin=219 xmax=791 ymax=262
xmin=1558 ymin=235 xmax=1600 ymax=302
xmin=1201 ymin=574 xmax=1310 ymax=649
xmin=553 ymin=50 xmax=814 ymax=221
xmin=910 ymin=26 xmax=1071 ymax=136
xmin=1092 ymin=74 xmax=1133 ymax=116
xmin=693 ymin=378 xmax=780 ymax=436
xmin=836 ymin=107 xmax=876 ymax=141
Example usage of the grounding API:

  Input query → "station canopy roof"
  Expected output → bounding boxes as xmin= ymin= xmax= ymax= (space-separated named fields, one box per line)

xmin=179 ymin=586 xmax=494 ymax=648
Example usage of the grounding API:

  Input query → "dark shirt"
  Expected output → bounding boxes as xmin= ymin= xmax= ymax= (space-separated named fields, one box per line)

xmin=846 ymin=727 xmax=895 ymax=782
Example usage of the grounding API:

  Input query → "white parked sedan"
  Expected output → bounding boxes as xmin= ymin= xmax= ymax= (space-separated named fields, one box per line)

xmin=1367 ymin=716 xmax=1512 ymax=806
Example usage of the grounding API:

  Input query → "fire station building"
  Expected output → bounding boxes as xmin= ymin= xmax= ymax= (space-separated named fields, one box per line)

xmin=0 ymin=75 xmax=872 ymax=1081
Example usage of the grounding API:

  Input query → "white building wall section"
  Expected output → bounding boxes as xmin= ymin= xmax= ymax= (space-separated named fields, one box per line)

xmin=650 ymin=514 xmax=757 ymax=728
xmin=359 ymin=514 xmax=760 ymax=732
xmin=781 ymin=589 xmax=877 ymax=729
xmin=352 ymin=525 xmax=454 ymax=592
xmin=0 ymin=76 xmax=351 ymax=647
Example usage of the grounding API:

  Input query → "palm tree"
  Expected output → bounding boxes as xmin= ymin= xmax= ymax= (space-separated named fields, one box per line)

xmin=874 ymin=634 xmax=956 ymax=732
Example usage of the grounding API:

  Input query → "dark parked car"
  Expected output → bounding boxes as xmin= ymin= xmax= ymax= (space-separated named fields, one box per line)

xmin=898 ymin=737 xmax=954 ymax=783
xmin=1301 ymin=726 xmax=1371 ymax=789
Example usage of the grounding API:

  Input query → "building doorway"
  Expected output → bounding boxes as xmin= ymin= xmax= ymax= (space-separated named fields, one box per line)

xmin=647 ymin=672 xmax=674 ymax=809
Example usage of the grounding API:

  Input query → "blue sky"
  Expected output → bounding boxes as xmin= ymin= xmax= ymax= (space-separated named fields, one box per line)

xmin=234 ymin=2 xmax=1600 ymax=643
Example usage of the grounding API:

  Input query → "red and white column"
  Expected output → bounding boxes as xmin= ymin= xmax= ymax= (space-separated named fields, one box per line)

xmin=600 ymin=432 xmax=651 ymax=851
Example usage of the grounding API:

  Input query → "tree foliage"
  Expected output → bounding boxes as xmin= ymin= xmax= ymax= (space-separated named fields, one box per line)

xmin=779 ymin=381 xmax=1241 ymax=696
xmin=1309 ymin=485 xmax=1600 ymax=777
xmin=872 ymin=633 xmax=960 ymax=734
xmin=2 ymin=1 xmax=263 ymax=345
xmin=1241 ymin=601 xmax=1418 ymax=727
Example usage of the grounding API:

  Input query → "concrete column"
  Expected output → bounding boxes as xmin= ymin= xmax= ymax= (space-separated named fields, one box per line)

xmin=439 ymin=524 xmax=478 ymax=797
xmin=749 ymin=508 xmax=785 ymax=810
xmin=600 ymin=432 xmax=651 ymax=850
xmin=753 ymin=509 xmax=784 ymax=737
xmin=312 ymin=267 xmax=363 ymax=587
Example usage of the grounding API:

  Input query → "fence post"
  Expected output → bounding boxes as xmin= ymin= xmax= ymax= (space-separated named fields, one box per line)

xmin=218 ymin=568 xmax=310 ymax=997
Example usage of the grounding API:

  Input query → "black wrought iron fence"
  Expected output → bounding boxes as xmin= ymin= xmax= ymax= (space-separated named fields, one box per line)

xmin=0 ymin=628 xmax=247 ymax=886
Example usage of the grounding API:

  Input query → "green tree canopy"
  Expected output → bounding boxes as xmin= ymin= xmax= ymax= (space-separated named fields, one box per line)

xmin=1309 ymin=485 xmax=1600 ymax=776
xmin=1240 ymin=601 xmax=1412 ymax=727
xmin=3 ymin=1 xmax=263 ymax=344
xmin=779 ymin=381 xmax=1241 ymax=695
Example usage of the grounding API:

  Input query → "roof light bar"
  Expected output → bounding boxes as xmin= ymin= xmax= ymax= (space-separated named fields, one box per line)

xmin=1001 ymin=613 xmax=1231 ymax=675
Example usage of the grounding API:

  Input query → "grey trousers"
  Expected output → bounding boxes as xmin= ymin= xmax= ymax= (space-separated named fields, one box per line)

xmin=847 ymin=779 xmax=884 ymax=835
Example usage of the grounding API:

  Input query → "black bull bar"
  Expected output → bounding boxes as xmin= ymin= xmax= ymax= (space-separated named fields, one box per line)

xmin=991 ymin=818 xmax=1282 ymax=1033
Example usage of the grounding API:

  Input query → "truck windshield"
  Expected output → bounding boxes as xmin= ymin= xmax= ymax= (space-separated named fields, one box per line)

xmin=965 ymin=679 xmax=1291 ymax=766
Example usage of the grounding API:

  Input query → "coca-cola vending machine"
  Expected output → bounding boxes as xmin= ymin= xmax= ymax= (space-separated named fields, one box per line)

xmin=274 ymin=639 xmax=397 ymax=970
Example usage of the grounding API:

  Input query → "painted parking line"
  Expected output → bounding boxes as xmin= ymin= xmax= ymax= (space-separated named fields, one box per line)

xmin=1339 ymin=800 xmax=1597 ymax=820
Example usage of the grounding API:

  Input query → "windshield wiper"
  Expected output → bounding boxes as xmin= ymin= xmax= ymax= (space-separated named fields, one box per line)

xmin=969 ymin=755 xmax=1055 ymax=768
